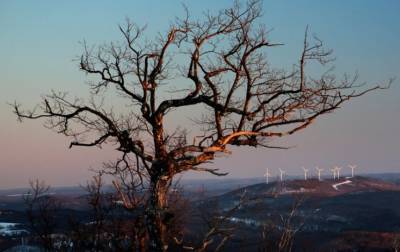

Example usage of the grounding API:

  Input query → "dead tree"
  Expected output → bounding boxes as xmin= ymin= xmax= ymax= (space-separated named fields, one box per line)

xmin=84 ymin=174 xmax=110 ymax=251
xmin=259 ymin=194 xmax=306 ymax=252
xmin=70 ymin=173 xmax=139 ymax=251
xmin=13 ymin=0 xmax=389 ymax=250
xmin=24 ymin=179 xmax=61 ymax=251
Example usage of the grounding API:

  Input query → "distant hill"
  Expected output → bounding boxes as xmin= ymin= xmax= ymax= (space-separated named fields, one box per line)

xmin=1 ymin=175 xmax=400 ymax=251
xmin=209 ymin=176 xmax=400 ymax=216
xmin=1 ymin=173 xmax=399 ymax=197
xmin=196 ymin=176 xmax=400 ymax=250
xmin=220 ymin=175 xmax=400 ymax=200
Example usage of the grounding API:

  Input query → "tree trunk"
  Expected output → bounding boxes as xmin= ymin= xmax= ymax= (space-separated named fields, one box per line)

xmin=146 ymin=177 xmax=169 ymax=252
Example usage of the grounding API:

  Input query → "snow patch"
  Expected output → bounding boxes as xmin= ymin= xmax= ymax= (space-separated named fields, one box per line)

xmin=0 ymin=222 xmax=29 ymax=236
xmin=332 ymin=179 xmax=352 ymax=191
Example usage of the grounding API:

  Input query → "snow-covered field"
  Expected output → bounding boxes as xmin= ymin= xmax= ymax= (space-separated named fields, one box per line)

xmin=0 ymin=222 xmax=29 ymax=236
xmin=6 ymin=192 xmax=56 ymax=197
xmin=226 ymin=216 xmax=262 ymax=227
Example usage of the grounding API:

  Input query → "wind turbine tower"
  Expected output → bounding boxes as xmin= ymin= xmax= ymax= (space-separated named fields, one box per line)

xmin=348 ymin=164 xmax=357 ymax=178
xmin=315 ymin=166 xmax=324 ymax=181
xmin=279 ymin=168 xmax=285 ymax=182
xmin=330 ymin=168 xmax=337 ymax=180
xmin=264 ymin=168 xmax=271 ymax=184
xmin=302 ymin=167 xmax=309 ymax=181
xmin=336 ymin=166 xmax=342 ymax=180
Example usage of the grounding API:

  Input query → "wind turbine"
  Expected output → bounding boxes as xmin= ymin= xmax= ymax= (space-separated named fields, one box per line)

xmin=302 ymin=167 xmax=309 ymax=181
xmin=348 ymin=164 xmax=357 ymax=178
xmin=336 ymin=166 xmax=342 ymax=180
xmin=330 ymin=167 xmax=337 ymax=180
xmin=264 ymin=168 xmax=271 ymax=184
xmin=315 ymin=166 xmax=324 ymax=181
xmin=278 ymin=168 xmax=285 ymax=182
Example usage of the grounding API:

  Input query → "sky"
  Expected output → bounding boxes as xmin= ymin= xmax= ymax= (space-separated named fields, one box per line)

xmin=0 ymin=0 xmax=399 ymax=189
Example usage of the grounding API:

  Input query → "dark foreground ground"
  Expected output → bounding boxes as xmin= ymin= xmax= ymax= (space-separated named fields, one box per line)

xmin=1 ymin=174 xmax=400 ymax=251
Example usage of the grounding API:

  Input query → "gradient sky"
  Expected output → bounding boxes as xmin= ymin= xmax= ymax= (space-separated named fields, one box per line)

xmin=0 ymin=0 xmax=399 ymax=189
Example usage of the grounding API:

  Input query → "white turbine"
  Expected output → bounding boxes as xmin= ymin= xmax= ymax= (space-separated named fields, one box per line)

xmin=302 ymin=167 xmax=309 ymax=181
xmin=315 ymin=166 xmax=324 ymax=181
xmin=278 ymin=168 xmax=285 ymax=182
xmin=330 ymin=167 xmax=337 ymax=180
xmin=336 ymin=166 xmax=342 ymax=179
xmin=348 ymin=164 xmax=357 ymax=178
xmin=264 ymin=168 xmax=271 ymax=184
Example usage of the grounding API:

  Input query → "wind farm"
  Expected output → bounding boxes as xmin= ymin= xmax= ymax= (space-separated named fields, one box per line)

xmin=1 ymin=0 xmax=398 ymax=251
xmin=0 ymin=166 xmax=399 ymax=251
xmin=260 ymin=164 xmax=362 ymax=184
xmin=193 ymin=171 xmax=400 ymax=251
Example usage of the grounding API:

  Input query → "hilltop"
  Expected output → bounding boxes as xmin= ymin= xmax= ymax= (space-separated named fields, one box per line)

xmin=193 ymin=176 xmax=400 ymax=251
xmin=218 ymin=175 xmax=400 ymax=200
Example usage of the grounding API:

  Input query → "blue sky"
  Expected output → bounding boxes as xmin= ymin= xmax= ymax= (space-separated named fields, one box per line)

xmin=0 ymin=1 xmax=399 ymax=188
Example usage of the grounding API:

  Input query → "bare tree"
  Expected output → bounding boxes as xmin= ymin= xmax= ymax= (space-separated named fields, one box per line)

xmin=13 ymin=1 xmax=389 ymax=250
xmin=24 ymin=179 xmax=61 ymax=251
xmin=69 ymin=173 xmax=142 ymax=251
xmin=276 ymin=195 xmax=305 ymax=252
xmin=84 ymin=174 xmax=110 ymax=251
xmin=175 ymin=189 xmax=246 ymax=252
